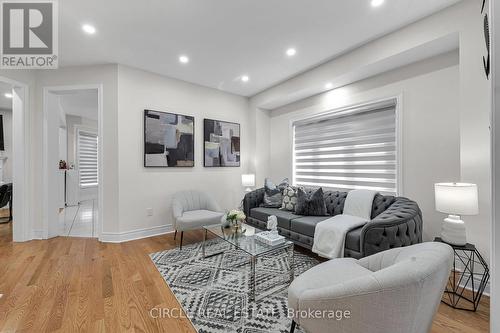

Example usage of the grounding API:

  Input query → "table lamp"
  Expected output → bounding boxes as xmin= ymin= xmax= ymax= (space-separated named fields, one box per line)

xmin=242 ymin=174 xmax=255 ymax=192
xmin=434 ymin=183 xmax=478 ymax=246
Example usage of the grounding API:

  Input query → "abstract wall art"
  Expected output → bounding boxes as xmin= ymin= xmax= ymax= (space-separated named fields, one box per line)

xmin=144 ymin=110 xmax=194 ymax=167
xmin=204 ymin=119 xmax=240 ymax=167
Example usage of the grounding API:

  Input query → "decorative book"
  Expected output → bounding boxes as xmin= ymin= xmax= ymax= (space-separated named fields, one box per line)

xmin=255 ymin=231 xmax=285 ymax=246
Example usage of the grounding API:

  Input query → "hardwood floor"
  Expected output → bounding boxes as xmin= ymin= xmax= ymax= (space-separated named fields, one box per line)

xmin=0 ymin=223 xmax=490 ymax=332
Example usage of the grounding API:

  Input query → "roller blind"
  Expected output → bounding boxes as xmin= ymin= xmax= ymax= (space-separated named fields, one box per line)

xmin=293 ymin=99 xmax=397 ymax=195
xmin=77 ymin=130 xmax=98 ymax=188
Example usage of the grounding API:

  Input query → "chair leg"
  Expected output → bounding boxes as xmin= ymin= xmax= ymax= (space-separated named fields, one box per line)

xmin=9 ymin=199 xmax=12 ymax=222
xmin=174 ymin=230 xmax=177 ymax=240
xmin=179 ymin=231 xmax=184 ymax=250
xmin=290 ymin=320 xmax=296 ymax=333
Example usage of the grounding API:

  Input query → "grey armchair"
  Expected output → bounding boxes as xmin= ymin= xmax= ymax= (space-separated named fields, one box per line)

xmin=288 ymin=242 xmax=453 ymax=333
xmin=172 ymin=190 xmax=224 ymax=249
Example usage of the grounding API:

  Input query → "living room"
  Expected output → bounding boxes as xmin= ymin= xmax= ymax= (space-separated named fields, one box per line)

xmin=0 ymin=0 xmax=499 ymax=332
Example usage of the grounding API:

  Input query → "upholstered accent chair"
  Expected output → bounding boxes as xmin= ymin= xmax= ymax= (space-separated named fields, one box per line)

xmin=288 ymin=242 xmax=453 ymax=333
xmin=0 ymin=183 xmax=12 ymax=223
xmin=172 ymin=190 xmax=224 ymax=249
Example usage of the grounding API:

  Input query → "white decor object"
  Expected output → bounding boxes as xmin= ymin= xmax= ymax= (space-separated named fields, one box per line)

xmin=255 ymin=231 xmax=285 ymax=246
xmin=267 ymin=215 xmax=278 ymax=234
xmin=435 ymin=183 xmax=479 ymax=246
xmin=241 ymin=174 xmax=255 ymax=192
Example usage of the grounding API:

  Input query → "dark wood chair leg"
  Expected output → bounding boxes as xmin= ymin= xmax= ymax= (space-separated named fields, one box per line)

xmin=290 ymin=320 xmax=296 ymax=333
xmin=174 ymin=230 xmax=177 ymax=240
xmin=179 ymin=231 xmax=184 ymax=250
xmin=9 ymin=199 xmax=12 ymax=222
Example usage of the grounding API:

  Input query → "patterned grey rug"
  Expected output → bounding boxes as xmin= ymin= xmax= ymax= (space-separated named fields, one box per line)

xmin=150 ymin=238 xmax=319 ymax=333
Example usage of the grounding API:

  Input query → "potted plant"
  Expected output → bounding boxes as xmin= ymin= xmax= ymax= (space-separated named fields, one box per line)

xmin=222 ymin=209 xmax=246 ymax=231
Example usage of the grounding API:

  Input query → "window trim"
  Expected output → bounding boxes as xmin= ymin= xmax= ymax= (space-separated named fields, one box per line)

xmin=290 ymin=96 xmax=403 ymax=196
xmin=75 ymin=126 xmax=98 ymax=189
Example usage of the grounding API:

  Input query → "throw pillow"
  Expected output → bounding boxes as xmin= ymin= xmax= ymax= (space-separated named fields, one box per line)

xmin=281 ymin=186 xmax=299 ymax=211
xmin=295 ymin=187 xmax=328 ymax=216
xmin=262 ymin=177 xmax=289 ymax=208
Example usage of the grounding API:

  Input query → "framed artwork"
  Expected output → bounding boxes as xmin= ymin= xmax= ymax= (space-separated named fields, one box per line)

xmin=204 ymin=118 xmax=240 ymax=167
xmin=144 ymin=109 xmax=194 ymax=167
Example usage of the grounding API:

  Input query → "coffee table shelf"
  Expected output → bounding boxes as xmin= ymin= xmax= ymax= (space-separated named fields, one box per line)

xmin=202 ymin=223 xmax=294 ymax=302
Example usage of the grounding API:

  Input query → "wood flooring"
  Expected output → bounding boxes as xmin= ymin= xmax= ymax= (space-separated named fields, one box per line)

xmin=0 ymin=222 xmax=490 ymax=332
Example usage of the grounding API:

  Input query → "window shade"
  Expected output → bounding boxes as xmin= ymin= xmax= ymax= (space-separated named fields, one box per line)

xmin=293 ymin=99 xmax=397 ymax=195
xmin=78 ymin=130 xmax=98 ymax=188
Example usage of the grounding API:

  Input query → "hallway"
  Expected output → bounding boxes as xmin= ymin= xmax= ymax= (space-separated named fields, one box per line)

xmin=60 ymin=200 xmax=97 ymax=238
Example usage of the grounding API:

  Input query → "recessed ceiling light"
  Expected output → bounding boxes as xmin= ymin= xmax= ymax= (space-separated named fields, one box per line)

xmin=325 ymin=83 xmax=333 ymax=89
xmin=286 ymin=48 xmax=297 ymax=57
xmin=179 ymin=55 xmax=189 ymax=64
xmin=82 ymin=24 xmax=96 ymax=35
xmin=371 ymin=0 xmax=384 ymax=7
xmin=4 ymin=93 xmax=12 ymax=99
xmin=241 ymin=75 xmax=249 ymax=83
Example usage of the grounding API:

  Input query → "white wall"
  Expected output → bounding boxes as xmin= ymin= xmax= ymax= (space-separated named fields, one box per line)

xmin=250 ymin=0 xmax=492 ymax=264
xmin=0 ymin=108 xmax=13 ymax=182
xmin=115 ymin=65 xmax=250 ymax=237
xmin=268 ymin=53 xmax=460 ymax=243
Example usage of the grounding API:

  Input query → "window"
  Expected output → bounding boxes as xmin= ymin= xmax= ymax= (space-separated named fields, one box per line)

xmin=293 ymin=99 xmax=398 ymax=195
xmin=77 ymin=129 xmax=98 ymax=188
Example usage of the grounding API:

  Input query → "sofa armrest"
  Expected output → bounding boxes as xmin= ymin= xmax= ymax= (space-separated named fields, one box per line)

xmin=243 ymin=188 xmax=265 ymax=217
xmin=360 ymin=197 xmax=423 ymax=257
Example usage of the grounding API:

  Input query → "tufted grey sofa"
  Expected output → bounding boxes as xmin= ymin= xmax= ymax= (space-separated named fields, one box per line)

xmin=243 ymin=188 xmax=422 ymax=259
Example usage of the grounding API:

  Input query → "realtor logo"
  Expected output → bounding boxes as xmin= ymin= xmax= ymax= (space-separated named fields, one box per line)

xmin=1 ymin=0 xmax=58 ymax=68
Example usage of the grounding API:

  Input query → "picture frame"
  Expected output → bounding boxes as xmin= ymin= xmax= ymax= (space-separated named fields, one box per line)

xmin=144 ymin=109 xmax=195 ymax=167
xmin=203 ymin=118 xmax=240 ymax=167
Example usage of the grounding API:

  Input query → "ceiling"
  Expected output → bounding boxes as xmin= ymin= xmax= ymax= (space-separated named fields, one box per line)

xmin=59 ymin=0 xmax=461 ymax=97
xmin=0 ymin=82 xmax=12 ymax=110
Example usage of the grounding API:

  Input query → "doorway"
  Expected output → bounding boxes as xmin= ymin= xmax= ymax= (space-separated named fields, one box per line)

xmin=0 ymin=82 xmax=14 ymax=241
xmin=43 ymin=85 xmax=102 ymax=238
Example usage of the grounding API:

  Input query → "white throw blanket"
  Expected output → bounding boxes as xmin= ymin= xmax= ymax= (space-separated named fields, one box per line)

xmin=312 ymin=190 xmax=377 ymax=259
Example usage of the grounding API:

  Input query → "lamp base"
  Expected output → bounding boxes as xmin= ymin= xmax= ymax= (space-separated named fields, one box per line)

xmin=440 ymin=215 xmax=467 ymax=246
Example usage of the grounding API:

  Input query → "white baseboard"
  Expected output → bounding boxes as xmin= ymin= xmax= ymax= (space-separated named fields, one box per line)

xmin=31 ymin=229 xmax=45 ymax=239
xmin=100 ymin=224 xmax=174 ymax=243
xmin=458 ymin=271 xmax=491 ymax=296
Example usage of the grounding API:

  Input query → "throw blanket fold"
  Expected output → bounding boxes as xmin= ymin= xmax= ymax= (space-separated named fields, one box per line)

xmin=343 ymin=189 xmax=378 ymax=220
xmin=312 ymin=190 xmax=378 ymax=259
xmin=312 ymin=214 xmax=368 ymax=259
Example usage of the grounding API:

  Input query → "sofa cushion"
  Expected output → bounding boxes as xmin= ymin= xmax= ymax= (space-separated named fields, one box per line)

xmin=250 ymin=207 xmax=300 ymax=229
xmin=295 ymin=187 xmax=328 ymax=216
xmin=345 ymin=226 xmax=362 ymax=252
xmin=281 ymin=186 xmax=300 ymax=211
xmin=290 ymin=216 xmax=330 ymax=237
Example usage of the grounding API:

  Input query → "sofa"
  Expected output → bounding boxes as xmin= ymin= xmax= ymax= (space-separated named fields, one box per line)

xmin=243 ymin=187 xmax=422 ymax=259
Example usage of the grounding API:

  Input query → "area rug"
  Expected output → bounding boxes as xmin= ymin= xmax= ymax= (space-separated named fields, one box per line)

xmin=150 ymin=238 xmax=319 ymax=333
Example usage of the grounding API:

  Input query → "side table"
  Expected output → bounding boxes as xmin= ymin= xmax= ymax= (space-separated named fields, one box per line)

xmin=434 ymin=237 xmax=490 ymax=311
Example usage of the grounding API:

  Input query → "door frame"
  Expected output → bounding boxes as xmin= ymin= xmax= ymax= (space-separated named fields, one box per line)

xmin=42 ymin=84 xmax=103 ymax=239
xmin=0 ymin=76 xmax=31 ymax=242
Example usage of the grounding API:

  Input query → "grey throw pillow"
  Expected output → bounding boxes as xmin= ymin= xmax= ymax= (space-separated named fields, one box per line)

xmin=281 ymin=186 xmax=299 ymax=211
xmin=262 ymin=178 xmax=289 ymax=208
xmin=295 ymin=187 xmax=327 ymax=216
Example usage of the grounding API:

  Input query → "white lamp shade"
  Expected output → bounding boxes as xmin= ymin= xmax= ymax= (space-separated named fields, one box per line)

xmin=241 ymin=174 xmax=255 ymax=187
xmin=434 ymin=183 xmax=479 ymax=216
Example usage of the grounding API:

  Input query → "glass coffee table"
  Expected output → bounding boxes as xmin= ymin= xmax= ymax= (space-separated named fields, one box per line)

xmin=202 ymin=223 xmax=295 ymax=302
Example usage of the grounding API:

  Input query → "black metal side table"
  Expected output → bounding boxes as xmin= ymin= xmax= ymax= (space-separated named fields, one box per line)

xmin=434 ymin=237 xmax=489 ymax=311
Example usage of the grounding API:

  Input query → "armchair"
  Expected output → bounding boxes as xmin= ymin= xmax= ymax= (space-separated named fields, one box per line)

xmin=288 ymin=242 xmax=453 ymax=333
xmin=171 ymin=190 xmax=224 ymax=249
